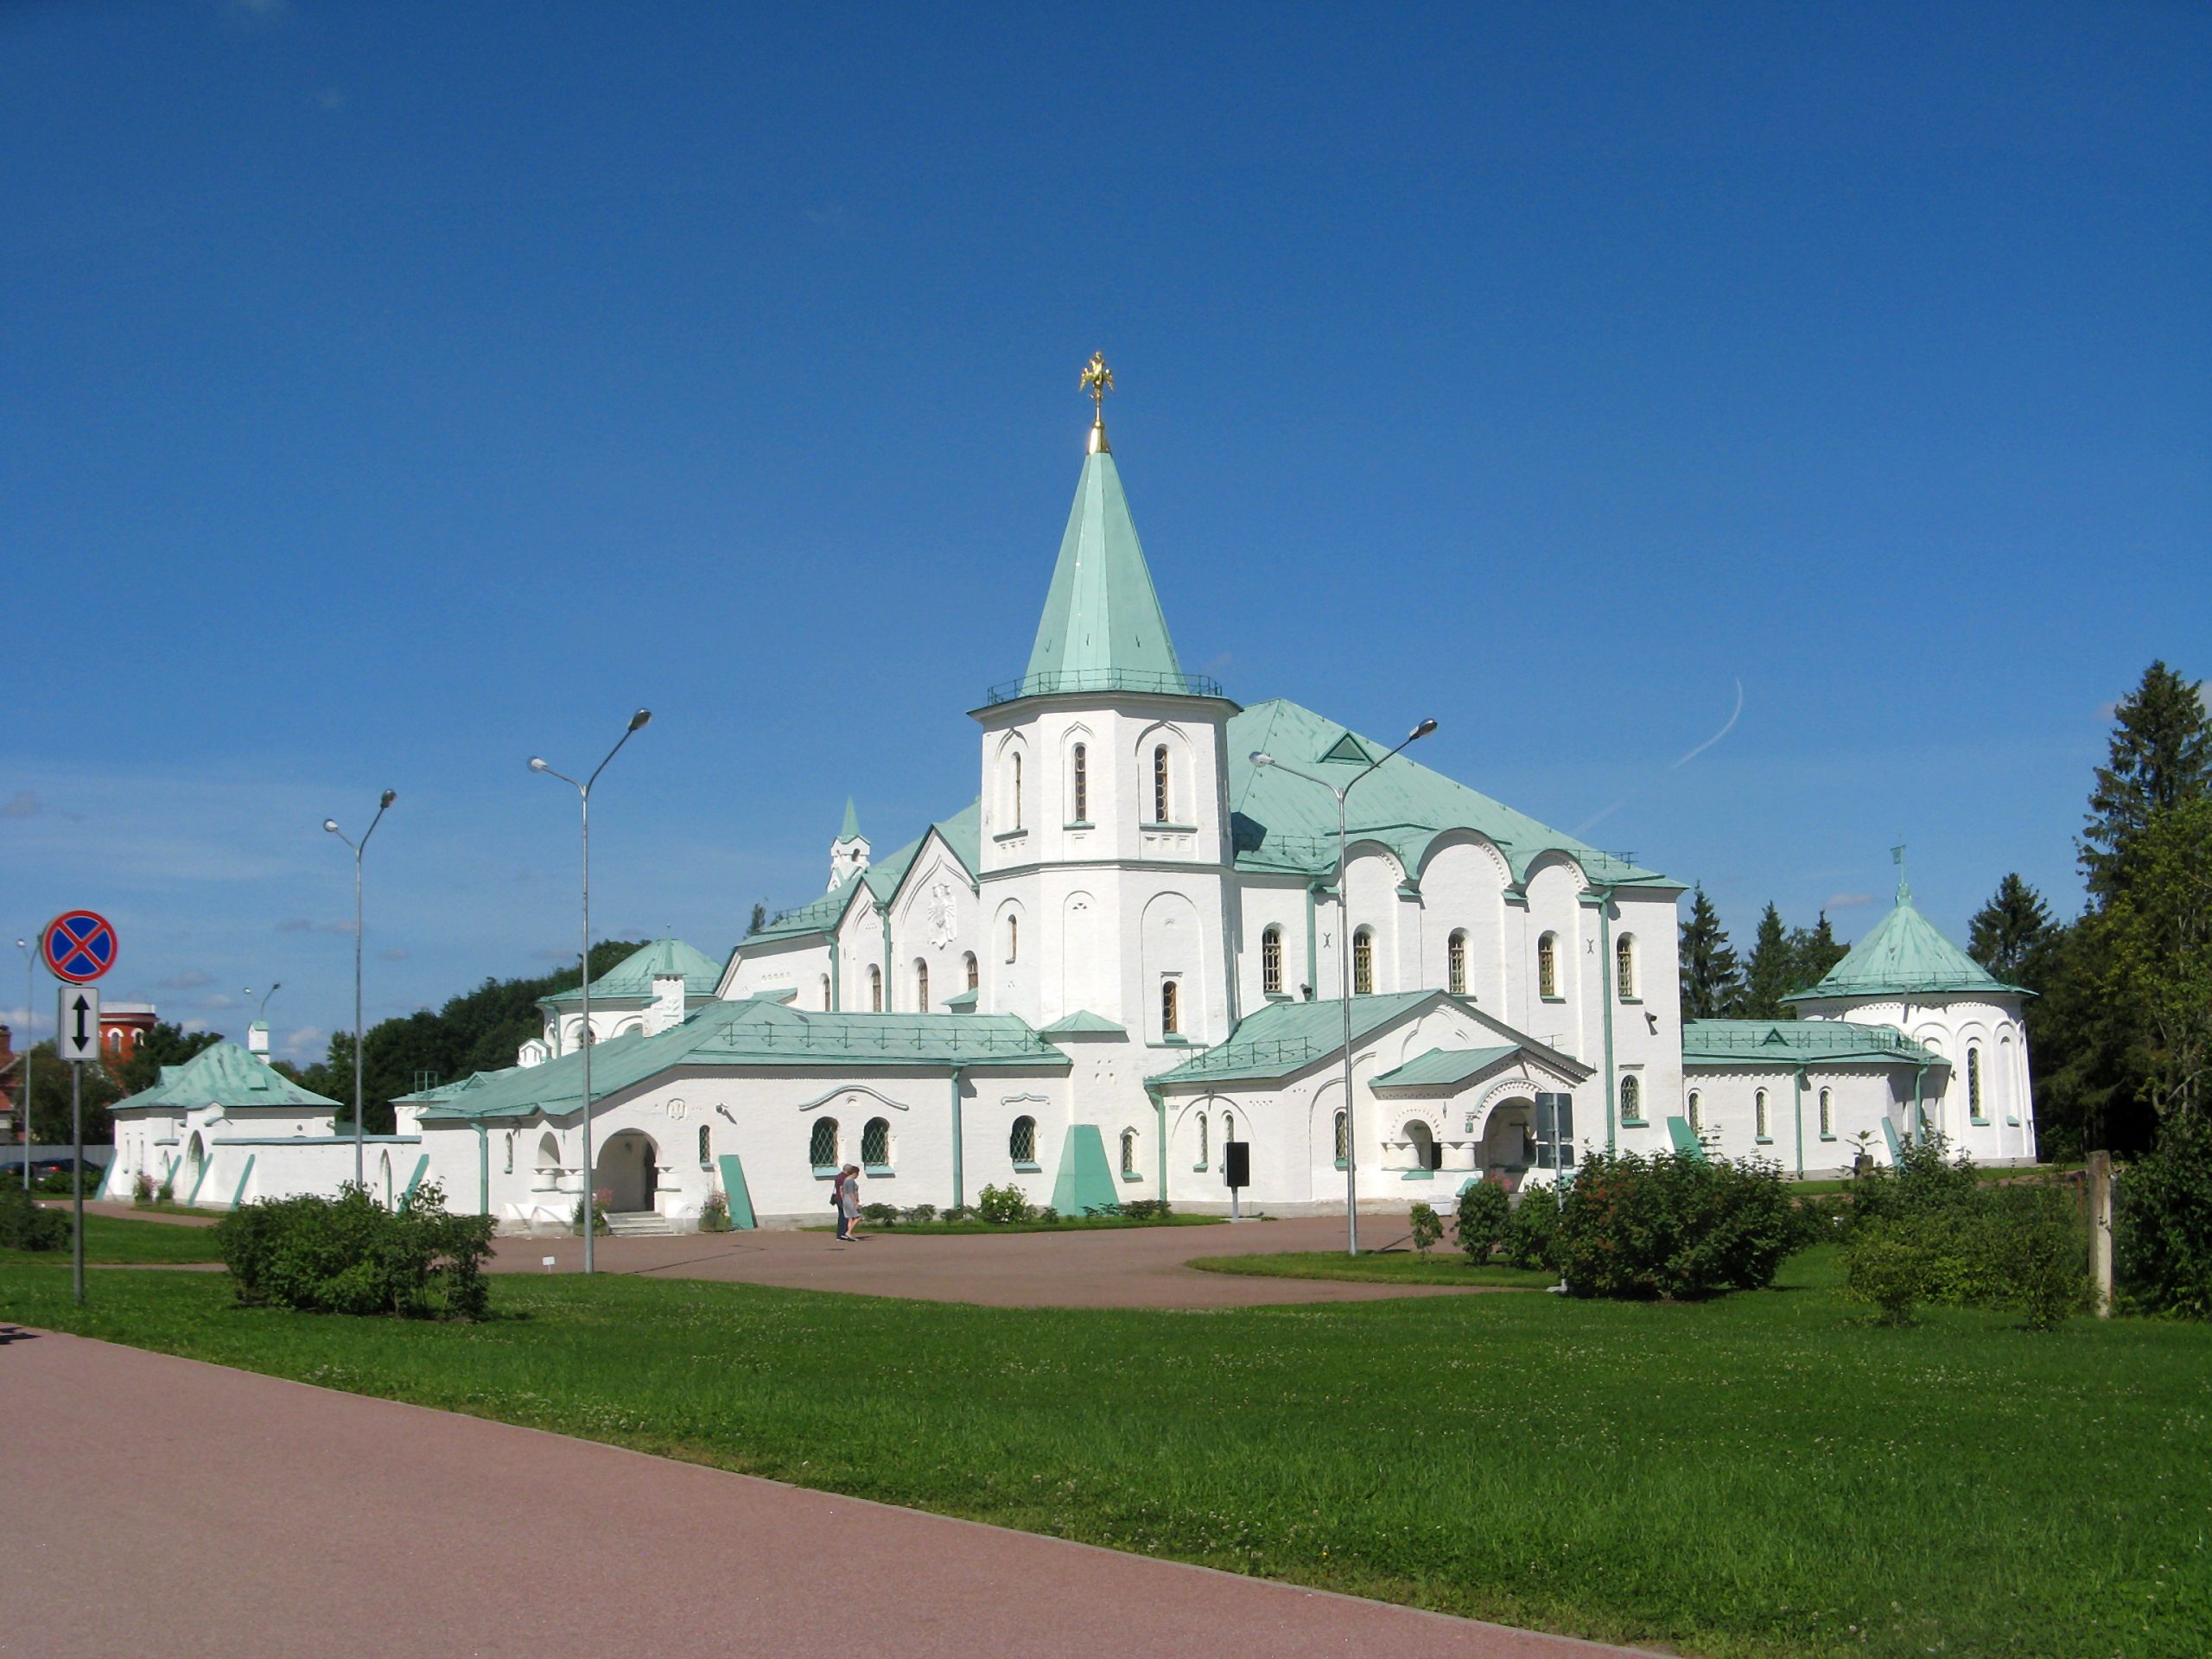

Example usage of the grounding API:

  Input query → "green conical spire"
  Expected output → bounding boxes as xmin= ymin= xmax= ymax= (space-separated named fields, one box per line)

xmin=840 ymin=797 xmax=862 ymax=842
xmin=1020 ymin=447 xmax=1187 ymax=696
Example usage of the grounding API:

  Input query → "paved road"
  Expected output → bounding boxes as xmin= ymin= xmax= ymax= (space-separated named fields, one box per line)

xmin=0 ymin=1329 xmax=1641 ymax=1659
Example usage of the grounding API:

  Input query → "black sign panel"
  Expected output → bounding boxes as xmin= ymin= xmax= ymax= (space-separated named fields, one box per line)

xmin=1224 ymin=1141 xmax=1250 ymax=1190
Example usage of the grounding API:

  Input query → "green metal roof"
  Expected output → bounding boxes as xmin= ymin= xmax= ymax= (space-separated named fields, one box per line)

xmin=1037 ymin=1009 xmax=1126 ymax=1036
xmin=1784 ymin=884 xmax=2027 ymax=1003
xmin=1001 ymin=448 xmax=1198 ymax=703
xmin=1154 ymin=992 xmax=1440 ymax=1087
xmin=745 ymin=801 xmax=982 ymax=950
xmin=1370 ymin=1045 xmax=1522 ymax=1090
xmin=543 ymin=938 xmax=724 ymax=1007
xmin=1227 ymin=699 xmax=1675 ymax=888
xmin=111 ymin=1041 xmax=340 ymax=1114
xmin=840 ymin=797 xmax=862 ymax=841
xmin=411 ymin=999 xmax=1067 ymax=1122
xmin=1680 ymin=1019 xmax=1942 ymax=1068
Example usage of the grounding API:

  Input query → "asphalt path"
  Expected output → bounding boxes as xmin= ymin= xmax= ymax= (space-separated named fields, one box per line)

xmin=0 ymin=1328 xmax=1643 ymax=1659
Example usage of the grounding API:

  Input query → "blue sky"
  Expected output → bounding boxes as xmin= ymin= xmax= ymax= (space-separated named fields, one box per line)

xmin=3 ymin=2 xmax=2205 ymax=1059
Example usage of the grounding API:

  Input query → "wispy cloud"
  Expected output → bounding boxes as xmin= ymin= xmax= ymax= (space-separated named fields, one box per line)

xmin=158 ymin=969 xmax=216 ymax=990
xmin=277 ymin=918 xmax=357 ymax=936
xmin=316 ymin=86 xmax=347 ymax=111
xmin=1672 ymin=678 xmax=1745 ymax=771
xmin=1 ymin=791 xmax=38 ymax=819
xmin=378 ymin=947 xmax=410 ymax=963
xmin=1825 ymin=892 xmax=1876 ymax=911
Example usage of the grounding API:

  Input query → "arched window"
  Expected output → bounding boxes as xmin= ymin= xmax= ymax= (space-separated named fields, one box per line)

xmin=964 ymin=951 xmax=979 ymax=992
xmin=1819 ymin=1088 xmax=1834 ymax=1138
xmin=536 ymin=1132 xmax=561 ymax=1188
xmin=503 ymin=1131 xmax=515 ymax=1173
xmin=1352 ymin=927 xmax=1375 ymax=995
xmin=1619 ymin=1074 xmax=1642 ymax=1122
xmin=698 ymin=1125 xmax=713 ymax=1167
xmin=1403 ymin=1119 xmax=1434 ymax=1169
xmin=1223 ymin=1110 xmax=1236 ymax=1144
xmin=868 ymin=965 xmax=883 ymax=1013
xmin=1153 ymin=744 xmax=1171 ymax=823
xmin=1333 ymin=1109 xmax=1348 ymax=1166
xmin=1011 ymin=753 xmax=1023 ymax=830
xmin=809 ymin=1117 xmax=839 ymax=1171
xmin=1196 ymin=1111 xmax=1209 ymax=1167
xmin=1967 ymin=1049 xmax=1984 ymax=1120
xmin=1616 ymin=934 xmax=1637 ymax=1000
xmin=862 ymin=1117 xmax=891 ymax=1168
xmin=1447 ymin=930 xmax=1468 ymax=995
xmin=1009 ymin=1115 xmax=1037 ymax=1166
xmin=1262 ymin=925 xmax=1284 ymax=995
xmin=915 ymin=959 xmax=930 ymax=1013
xmin=820 ymin=974 xmax=831 ymax=1010
xmin=1071 ymin=743 xmax=1089 ymax=822
xmin=1161 ymin=978 xmax=1180 ymax=1035
xmin=1687 ymin=1090 xmax=1701 ymax=1132
xmin=1006 ymin=913 xmax=1019 ymax=963
xmin=1754 ymin=1090 xmax=1770 ymax=1141
xmin=1538 ymin=932 xmax=1559 ymax=999
xmin=1120 ymin=1128 xmax=1137 ymax=1178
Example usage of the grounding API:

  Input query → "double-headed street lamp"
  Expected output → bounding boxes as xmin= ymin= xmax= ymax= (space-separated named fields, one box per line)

xmin=325 ymin=791 xmax=397 ymax=1186
xmin=531 ymin=708 xmax=652 ymax=1275
xmin=1250 ymin=717 xmax=1437 ymax=1257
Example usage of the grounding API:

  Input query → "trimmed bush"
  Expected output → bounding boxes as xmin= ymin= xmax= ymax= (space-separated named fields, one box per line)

xmin=976 ymin=1184 xmax=1033 ymax=1224
xmin=215 ymin=1180 xmax=493 ymax=1319
xmin=1408 ymin=1202 xmax=1443 ymax=1256
xmin=861 ymin=1202 xmax=899 ymax=1228
xmin=900 ymin=1204 xmax=938 ymax=1225
xmin=1118 ymin=1198 xmax=1173 ymax=1221
xmin=1502 ymin=1183 xmax=1560 ymax=1271
xmin=2117 ymin=1110 xmax=2212 ymax=1319
xmin=1554 ymin=1151 xmax=1795 ymax=1300
xmin=697 ymin=1190 xmax=732 ymax=1233
xmin=1454 ymin=1179 xmax=1510 ymax=1263
xmin=0 ymin=1188 xmax=69 ymax=1252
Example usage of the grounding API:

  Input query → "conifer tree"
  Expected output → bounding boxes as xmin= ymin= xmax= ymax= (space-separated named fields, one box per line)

xmin=1787 ymin=912 xmax=1848 ymax=995
xmin=1677 ymin=886 xmax=1742 ymax=1020
xmin=1968 ymin=874 xmax=2056 ymax=982
xmin=1739 ymin=902 xmax=1796 ymax=1018
xmin=2082 ymin=660 xmax=2210 ymax=902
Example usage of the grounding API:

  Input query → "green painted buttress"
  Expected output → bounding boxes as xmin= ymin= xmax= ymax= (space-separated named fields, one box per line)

xmin=1051 ymin=1123 xmax=1119 ymax=1216
xmin=229 ymin=1154 xmax=256 ymax=1210
xmin=715 ymin=1154 xmax=758 ymax=1229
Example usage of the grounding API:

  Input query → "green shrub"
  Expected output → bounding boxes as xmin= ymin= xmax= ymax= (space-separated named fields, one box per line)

xmin=156 ymin=1175 xmax=175 ymax=1205
xmin=214 ymin=1180 xmax=494 ymax=1319
xmin=861 ymin=1202 xmax=899 ymax=1228
xmin=1844 ymin=1220 xmax=1926 ymax=1324
xmin=1554 ymin=1151 xmax=1795 ymax=1300
xmin=2117 ymin=1111 xmax=2212 ymax=1319
xmin=1119 ymin=1198 xmax=1170 ymax=1220
xmin=0 ymin=1188 xmax=69 ymax=1252
xmin=1502 ymin=1183 xmax=1560 ymax=1271
xmin=570 ymin=1196 xmax=610 ymax=1236
xmin=1850 ymin=1132 xmax=1980 ymax=1229
xmin=976 ymin=1184 xmax=1033 ymax=1224
xmin=939 ymin=1205 xmax=970 ymax=1224
xmin=1454 ymin=1179 xmax=1510 ymax=1263
xmin=132 ymin=1173 xmax=155 ymax=1208
xmin=697 ymin=1190 xmax=732 ymax=1233
xmin=1842 ymin=1178 xmax=2088 ymax=1330
xmin=901 ymin=1204 xmax=938 ymax=1225
xmin=1408 ymin=1202 xmax=1442 ymax=1256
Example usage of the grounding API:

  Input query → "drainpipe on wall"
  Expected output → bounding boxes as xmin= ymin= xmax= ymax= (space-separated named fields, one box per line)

xmin=1912 ymin=1063 xmax=1927 ymax=1149
xmin=476 ymin=1122 xmax=489 ymax=1217
xmin=1593 ymin=886 xmax=1618 ymax=1155
xmin=1147 ymin=1080 xmax=1167 ymax=1203
xmin=1793 ymin=1066 xmax=1807 ymax=1179
xmin=1305 ymin=880 xmax=1322 ymax=1000
xmin=830 ymin=933 xmax=842 ymax=1012
xmin=881 ymin=914 xmax=893 ymax=1014
xmin=950 ymin=1066 xmax=965 ymax=1210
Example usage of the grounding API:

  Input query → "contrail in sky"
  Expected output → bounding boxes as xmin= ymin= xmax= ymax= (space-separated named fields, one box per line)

xmin=1671 ymin=677 xmax=1745 ymax=770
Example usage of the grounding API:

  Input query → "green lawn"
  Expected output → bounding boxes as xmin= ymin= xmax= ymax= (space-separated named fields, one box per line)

xmin=1187 ymin=1249 xmax=1556 ymax=1288
xmin=3 ymin=1249 xmax=2206 ymax=1659
xmin=3 ymin=1213 xmax=225 ymax=1265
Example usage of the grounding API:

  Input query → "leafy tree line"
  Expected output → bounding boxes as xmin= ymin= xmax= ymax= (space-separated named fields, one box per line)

xmin=13 ymin=1021 xmax=224 ymax=1147
xmin=1679 ymin=660 xmax=2210 ymax=1158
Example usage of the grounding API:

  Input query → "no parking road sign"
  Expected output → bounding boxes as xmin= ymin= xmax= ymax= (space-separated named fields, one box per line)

xmin=43 ymin=910 xmax=118 ymax=983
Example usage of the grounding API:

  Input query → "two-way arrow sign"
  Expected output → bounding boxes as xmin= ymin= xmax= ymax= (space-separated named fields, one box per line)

xmin=58 ymin=985 xmax=100 ymax=1064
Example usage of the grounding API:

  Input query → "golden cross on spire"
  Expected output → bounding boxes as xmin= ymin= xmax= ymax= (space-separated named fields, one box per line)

xmin=1080 ymin=351 xmax=1114 ymax=454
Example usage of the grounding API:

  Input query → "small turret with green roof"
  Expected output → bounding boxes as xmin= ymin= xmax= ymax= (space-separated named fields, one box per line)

xmin=1786 ymin=863 xmax=2030 ymax=1004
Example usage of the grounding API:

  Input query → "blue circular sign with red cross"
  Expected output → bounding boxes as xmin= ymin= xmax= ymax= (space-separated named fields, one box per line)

xmin=43 ymin=910 xmax=118 ymax=984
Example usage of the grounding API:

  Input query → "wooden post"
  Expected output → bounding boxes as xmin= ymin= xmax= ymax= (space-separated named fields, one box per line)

xmin=2088 ymin=1149 xmax=2114 ymax=1319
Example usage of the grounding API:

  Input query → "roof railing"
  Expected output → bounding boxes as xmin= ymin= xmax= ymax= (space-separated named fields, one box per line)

xmin=983 ymin=669 xmax=1224 ymax=705
xmin=1682 ymin=1025 xmax=1925 ymax=1055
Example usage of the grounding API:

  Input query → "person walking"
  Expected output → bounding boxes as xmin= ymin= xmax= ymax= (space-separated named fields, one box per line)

xmin=837 ymin=1163 xmax=864 ymax=1241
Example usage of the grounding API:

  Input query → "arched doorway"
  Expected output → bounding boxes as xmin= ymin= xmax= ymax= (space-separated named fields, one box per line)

xmin=595 ymin=1131 xmax=659 ymax=1213
xmin=1481 ymin=1099 xmax=1535 ymax=1182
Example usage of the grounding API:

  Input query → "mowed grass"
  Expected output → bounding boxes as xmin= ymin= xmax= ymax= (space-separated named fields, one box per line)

xmin=1188 ymin=1249 xmax=1556 ymax=1288
xmin=3 ymin=1212 xmax=225 ymax=1265
xmin=3 ymin=1250 xmax=2208 ymax=1659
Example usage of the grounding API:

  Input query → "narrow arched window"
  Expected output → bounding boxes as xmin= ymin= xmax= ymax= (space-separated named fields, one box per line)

xmin=1196 ymin=1111 xmax=1209 ymax=1166
xmin=1154 ymin=744 xmax=1171 ymax=823
xmin=1120 ymin=1128 xmax=1136 ymax=1178
xmin=1620 ymin=1074 xmax=1642 ymax=1122
xmin=820 ymin=974 xmax=831 ymax=1010
xmin=1447 ymin=930 xmax=1468 ymax=995
xmin=809 ymin=1117 xmax=839 ymax=1171
xmin=1161 ymin=979 xmax=1180 ymax=1035
xmin=1262 ymin=925 xmax=1284 ymax=995
xmin=1071 ymin=743 xmax=1089 ymax=822
xmin=1538 ymin=933 xmax=1559 ymax=1000
xmin=698 ymin=1124 xmax=713 ymax=1167
xmin=868 ymin=965 xmax=882 ymax=1013
xmin=503 ymin=1131 xmax=515 ymax=1173
xmin=1006 ymin=914 xmax=1019 ymax=963
xmin=1011 ymin=753 xmax=1023 ymax=830
xmin=1755 ymin=1090 xmax=1770 ymax=1141
xmin=1967 ymin=1049 xmax=1983 ymax=1120
xmin=1009 ymin=1115 xmax=1037 ymax=1166
xmin=1223 ymin=1110 xmax=1235 ymax=1143
xmin=1352 ymin=927 xmax=1375 ymax=995
xmin=1819 ymin=1088 xmax=1834 ymax=1137
xmin=1616 ymin=934 xmax=1637 ymax=1000
xmin=964 ymin=951 xmax=979 ymax=991
xmin=1687 ymin=1090 xmax=1701 ymax=1132
xmin=862 ymin=1117 xmax=891 ymax=1167
xmin=915 ymin=959 xmax=930 ymax=1013
xmin=1333 ymin=1108 xmax=1348 ymax=1166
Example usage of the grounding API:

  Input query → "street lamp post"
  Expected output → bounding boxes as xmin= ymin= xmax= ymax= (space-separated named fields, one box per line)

xmin=1250 ymin=717 xmax=1436 ymax=1256
xmin=13 ymin=939 xmax=33 ymax=1190
xmin=324 ymin=791 xmax=397 ymax=1188
xmin=531 ymin=708 xmax=652 ymax=1275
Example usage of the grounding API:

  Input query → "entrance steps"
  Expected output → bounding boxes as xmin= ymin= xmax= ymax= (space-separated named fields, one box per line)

xmin=604 ymin=1210 xmax=676 ymax=1237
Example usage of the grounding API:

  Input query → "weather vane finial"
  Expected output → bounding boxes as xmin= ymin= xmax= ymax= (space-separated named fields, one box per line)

xmin=1891 ymin=839 xmax=1910 ymax=904
xmin=1080 ymin=351 xmax=1114 ymax=454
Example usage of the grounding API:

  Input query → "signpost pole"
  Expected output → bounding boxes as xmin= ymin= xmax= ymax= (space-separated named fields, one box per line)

xmin=70 ymin=1059 xmax=84 ymax=1307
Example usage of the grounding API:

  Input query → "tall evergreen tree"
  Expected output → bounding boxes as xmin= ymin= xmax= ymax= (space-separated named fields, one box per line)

xmin=1968 ymin=874 xmax=2056 ymax=982
xmin=1677 ymin=886 xmax=1742 ymax=1020
xmin=747 ymin=900 xmax=769 ymax=937
xmin=1786 ymin=912 xmax=1848 ymax=995
xmin=2082 ymin=660 xmax=2210 ymax=901
xmin=2099 ymin=798 xmax=2212 ymax=1118
xmin=1739 ymin=902 xmax=1796 ymax=1019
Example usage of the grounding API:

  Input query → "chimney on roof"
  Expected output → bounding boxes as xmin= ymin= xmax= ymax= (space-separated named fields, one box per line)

xmin=247 ymin=1021 xmax=272 ymax=1064
xmin=646 ymin=973 xmax=687 ymax=1037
